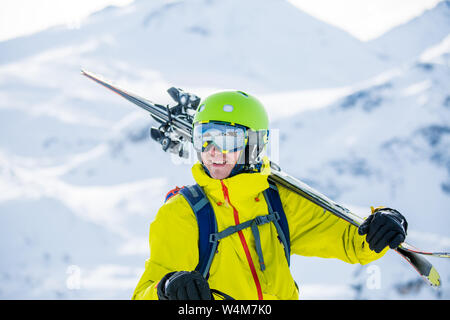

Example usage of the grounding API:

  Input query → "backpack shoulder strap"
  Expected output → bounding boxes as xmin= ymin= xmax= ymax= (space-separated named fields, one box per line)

xmin=178 ymin=184 xmax=218 ymax=279
xmin=166 ymin=181 xmax=290 ymax=277
xmin=263 ymin=180 xmax=291 ymax=266
xmin=164 ymin=186 xmax=183 ymax=203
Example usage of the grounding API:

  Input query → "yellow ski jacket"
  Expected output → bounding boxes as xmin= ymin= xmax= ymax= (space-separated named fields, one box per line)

xmin=132 ymin=162 xmax=386 ymax=300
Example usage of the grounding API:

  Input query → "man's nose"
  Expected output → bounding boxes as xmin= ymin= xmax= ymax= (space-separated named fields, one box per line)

xmin=207 ymin=144 xmax=223 ymax=157
xmin=209 ymin=145 xmax=218 ymax=156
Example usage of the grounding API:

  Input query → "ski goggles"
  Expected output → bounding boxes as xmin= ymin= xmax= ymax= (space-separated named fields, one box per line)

xmin=192 ymin=121 xmax=248 ymax=154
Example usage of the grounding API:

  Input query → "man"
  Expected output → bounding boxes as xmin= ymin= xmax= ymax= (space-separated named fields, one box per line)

xmin=132 ymin=91 xmax=407 ymax=300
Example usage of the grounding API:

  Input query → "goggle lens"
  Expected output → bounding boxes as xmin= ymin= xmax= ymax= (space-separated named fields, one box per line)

xmin=193 ymin=122 xmax=247 ymax=153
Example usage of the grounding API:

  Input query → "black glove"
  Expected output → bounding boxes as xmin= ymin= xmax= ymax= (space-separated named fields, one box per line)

xmin=358 ymin=207 xmax=408 ymax=253
xmin=157 ymin=271 xmax=212 ymax=300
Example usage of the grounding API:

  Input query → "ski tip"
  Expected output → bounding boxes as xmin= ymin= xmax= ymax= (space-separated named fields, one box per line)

xmin=427 ymin=266 xmax=441 ymax=287
xmin=435 ymin=252 xmax=450 ymax=258
xmin=80 ymin=68 xmax=95 ymax=78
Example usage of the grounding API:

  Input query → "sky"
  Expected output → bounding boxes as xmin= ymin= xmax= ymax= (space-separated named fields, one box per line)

xmin=0 ymin=0 xmax=444 ymax=42
xmin=288 ymin=0 xmax=443 ymax=41
xmin=0 ymin=0 xmax=133 ymax=42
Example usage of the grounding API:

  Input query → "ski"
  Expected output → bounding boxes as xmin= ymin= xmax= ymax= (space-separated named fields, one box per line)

xmin=81 ymin=69 xmax=448 ymax=287
xmin=81 ymin=69 xmax=193 ymax=158
xmin=267 ymin=165 xmax=445 ymax=287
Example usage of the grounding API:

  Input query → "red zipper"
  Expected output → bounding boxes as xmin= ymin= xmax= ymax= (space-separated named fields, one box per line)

xmin=220 ymin=180 xmax=263 ymax=300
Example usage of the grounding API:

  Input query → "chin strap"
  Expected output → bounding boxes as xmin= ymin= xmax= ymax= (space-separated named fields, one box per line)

xmin=228 ymin=144 xmax=265 ymax=177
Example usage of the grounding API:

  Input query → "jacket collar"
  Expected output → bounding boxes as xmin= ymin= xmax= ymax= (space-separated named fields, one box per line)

xmin=191 ymin=159 xmax=271 ymax=203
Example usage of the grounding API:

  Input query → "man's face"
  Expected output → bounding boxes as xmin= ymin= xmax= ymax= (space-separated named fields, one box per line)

xmin=201 ymin=145 xmax=241 ymax=180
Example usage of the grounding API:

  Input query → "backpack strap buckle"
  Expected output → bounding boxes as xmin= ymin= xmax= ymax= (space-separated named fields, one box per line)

xmin=209 ymin=233 xmax=219 ymax=244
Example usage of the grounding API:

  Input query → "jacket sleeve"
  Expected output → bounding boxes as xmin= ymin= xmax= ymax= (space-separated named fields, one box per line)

xmin=132 ymin=194 xmax=200 ymax=300
xmin=277 ymin=184 xmax=387 ymax=265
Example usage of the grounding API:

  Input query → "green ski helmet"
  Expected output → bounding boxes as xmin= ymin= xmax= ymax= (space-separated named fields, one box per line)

xmin=193 ymin=91 xmax=269 ymax=131
xmin=193 ymin=91 xmax=269 ymax=172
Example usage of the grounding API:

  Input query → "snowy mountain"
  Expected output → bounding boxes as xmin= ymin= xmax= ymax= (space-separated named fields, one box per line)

xmin=0 ymin=0 xmax=449 ymax=299
xmin=274 ymin=37 xmax=450 ymax=299
xmin=0 ymin=0 xmax=389 ymax=92
xmin=368 ymin=0 xmax=450 ymax=64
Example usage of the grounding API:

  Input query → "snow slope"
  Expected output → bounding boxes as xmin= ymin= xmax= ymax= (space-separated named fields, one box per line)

xmin=274 ymin=37 xmax=450 ymax=299
xmin=0 ymin=0 xmax=448 ymax=299
xmin=368 ymin=0 xmax=450 ymax=64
